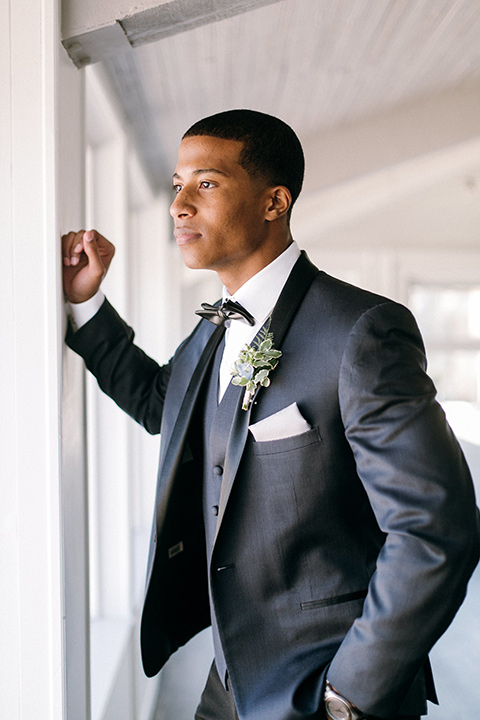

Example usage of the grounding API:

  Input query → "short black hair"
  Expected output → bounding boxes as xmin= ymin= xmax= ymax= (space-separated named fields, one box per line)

xmin=183 ymin=109 xmax=305 ymax=211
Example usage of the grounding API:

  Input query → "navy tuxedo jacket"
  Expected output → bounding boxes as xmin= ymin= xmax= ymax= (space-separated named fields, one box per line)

xmin=67 ymin=252 xmax=480 ymax=719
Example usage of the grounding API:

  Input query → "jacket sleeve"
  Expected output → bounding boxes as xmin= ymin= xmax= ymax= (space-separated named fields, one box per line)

xmin=328 ymin=300 xmax=480 ymax=717
xmin=66 ymin=297 xmax=171 ymax=435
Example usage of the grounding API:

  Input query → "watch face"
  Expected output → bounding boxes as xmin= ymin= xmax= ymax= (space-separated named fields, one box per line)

xmin=326 ymin=696 xmax=351 ymax=720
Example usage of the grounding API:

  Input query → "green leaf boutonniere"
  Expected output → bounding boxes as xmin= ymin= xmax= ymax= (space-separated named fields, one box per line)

xmin=230 ymin=325 xmax=282 ymax=411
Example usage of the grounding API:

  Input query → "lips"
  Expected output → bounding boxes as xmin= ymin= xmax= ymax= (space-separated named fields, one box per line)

xmin=174 ymin=227 xmax=202 ymax=245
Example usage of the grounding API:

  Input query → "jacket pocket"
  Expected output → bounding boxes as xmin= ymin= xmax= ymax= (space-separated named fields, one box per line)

xmin=301 ymin=588 xmax=368 ymax=610
xmin=251 ymin=426 xmax=321 ymax=455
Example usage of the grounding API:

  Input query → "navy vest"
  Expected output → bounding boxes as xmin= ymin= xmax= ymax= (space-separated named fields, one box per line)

xmin=201 ymin=336 xmax=242 ymax=684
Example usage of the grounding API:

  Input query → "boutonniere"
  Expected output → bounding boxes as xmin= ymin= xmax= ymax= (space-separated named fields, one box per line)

xmin=230 ymin=325 xmax=282 ymax=411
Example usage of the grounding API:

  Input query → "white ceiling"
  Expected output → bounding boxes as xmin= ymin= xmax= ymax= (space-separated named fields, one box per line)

xmin=100 ymin=0 xmax=480 ymax=191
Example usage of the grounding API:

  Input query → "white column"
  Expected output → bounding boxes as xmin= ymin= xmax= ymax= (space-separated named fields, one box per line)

xmin=59 ymin=46 xmax=90 ymax=720
xmin=0 ymin=0 xmax=87 ymax=717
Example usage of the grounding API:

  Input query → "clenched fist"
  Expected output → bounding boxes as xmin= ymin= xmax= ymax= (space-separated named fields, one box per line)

xmin=62 ymin=229 xmax=115 ymax=303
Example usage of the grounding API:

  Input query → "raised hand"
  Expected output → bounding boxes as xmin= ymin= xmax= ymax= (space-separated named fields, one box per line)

xmin=62 ymin=229 xmax=115 ymax=303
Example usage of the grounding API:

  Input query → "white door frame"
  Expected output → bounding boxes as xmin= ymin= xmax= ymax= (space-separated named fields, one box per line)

xmin=1 ymin=0 xmax=88 ymax=717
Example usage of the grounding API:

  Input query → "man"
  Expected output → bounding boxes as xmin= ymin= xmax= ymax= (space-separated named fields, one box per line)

xmin=62 ymin=110 xmax=479 ymax=720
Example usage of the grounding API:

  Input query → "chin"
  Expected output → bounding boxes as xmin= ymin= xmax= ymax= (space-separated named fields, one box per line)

xmin=179 ymin=250 xmax=208 ymax=271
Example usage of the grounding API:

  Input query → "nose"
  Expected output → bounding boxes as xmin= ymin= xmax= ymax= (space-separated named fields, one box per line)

xmin=170 ymin=189 xmax=195 ymax=218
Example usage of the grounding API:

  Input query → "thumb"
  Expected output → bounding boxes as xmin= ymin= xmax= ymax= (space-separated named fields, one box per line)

xmin=82 ymin=230 xmax=105 ymax=277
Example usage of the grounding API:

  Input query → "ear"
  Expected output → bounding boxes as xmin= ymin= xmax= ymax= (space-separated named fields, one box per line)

xmin=264 ymin=186 xmax=292 ymax=221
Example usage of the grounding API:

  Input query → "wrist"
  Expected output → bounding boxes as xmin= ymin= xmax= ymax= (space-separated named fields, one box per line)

xmin=324 ymin=681 xmax=368 ymax=720
xmin=68 ymin=290 xmax=105 ymax=330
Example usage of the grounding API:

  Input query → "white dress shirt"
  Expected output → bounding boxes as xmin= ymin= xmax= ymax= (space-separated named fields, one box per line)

xmin=68 ymin=241 xmax=301 ymax=401
xmin=217 ymin=241 xmax=300 ymax=400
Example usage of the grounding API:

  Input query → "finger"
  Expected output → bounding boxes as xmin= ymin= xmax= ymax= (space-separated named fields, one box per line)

xmin=87 ymin=230 xmax=115 ymax=270
xmin=81 ymin=230 xmax=106 ymax=278
xmin=84 ymin=229 xmax=110 ymax=254
xmin=70 ymin=230 xmax=87 ymax=265
xmin=63 ymin=229 xmax=84 ymax=254
xmin=70 ymin=241 xmax=84 ymax=265
xmin=62 ymin=231 xmax=75 ymax=265
xmin=62 ymin=230 xmax=85 ymax=266
xmin=84 ymin=229 xmax=115 ymax=269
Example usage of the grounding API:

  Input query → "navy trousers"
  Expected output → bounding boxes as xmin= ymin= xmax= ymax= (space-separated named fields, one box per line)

xmin=194 ymin=661 xmax=421 ymax=720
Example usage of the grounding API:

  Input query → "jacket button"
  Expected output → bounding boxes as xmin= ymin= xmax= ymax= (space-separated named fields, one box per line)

xmin=213 ymin=465 xmax=223 ymax=476
xmin=212 ymin=505 xmax=219 ymax=516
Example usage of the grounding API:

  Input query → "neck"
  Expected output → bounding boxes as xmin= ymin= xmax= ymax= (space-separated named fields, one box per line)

xmin=219 ymin=234 xmax=293 ymax=295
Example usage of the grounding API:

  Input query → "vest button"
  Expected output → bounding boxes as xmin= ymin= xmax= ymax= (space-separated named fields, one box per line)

xmin=212 ymin=505 xmax=219 ymax=516
xmin=213 ymin=465 xmax=223 ymax=476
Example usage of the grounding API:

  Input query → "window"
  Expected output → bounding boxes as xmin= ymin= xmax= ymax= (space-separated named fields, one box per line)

xmin=409 ymin=283 xmax=480 ymax=443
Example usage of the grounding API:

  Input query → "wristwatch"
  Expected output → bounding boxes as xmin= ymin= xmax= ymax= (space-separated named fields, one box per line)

xmin=324 ymin=681 xmax=368 ymax=720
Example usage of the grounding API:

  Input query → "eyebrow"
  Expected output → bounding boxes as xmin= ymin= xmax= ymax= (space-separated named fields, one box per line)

xmin=172 ymin=168 xmax=228 ymax=181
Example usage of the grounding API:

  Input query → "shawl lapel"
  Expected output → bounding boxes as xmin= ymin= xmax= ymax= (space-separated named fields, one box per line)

xmin=214 ymin=251 xmax=319 ymax=543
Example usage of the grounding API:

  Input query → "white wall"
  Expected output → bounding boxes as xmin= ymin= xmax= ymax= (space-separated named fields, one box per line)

xmin=0 ymin=0 xmax=85 ymax=717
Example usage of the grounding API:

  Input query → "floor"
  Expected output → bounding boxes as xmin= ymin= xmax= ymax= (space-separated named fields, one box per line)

xmin=424 ymin=561 xmax=480 ymax=719
xmin=153 ymin=629 xmax=214 ymax=720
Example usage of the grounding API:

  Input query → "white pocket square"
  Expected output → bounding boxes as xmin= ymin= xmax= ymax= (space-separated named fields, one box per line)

xmin=249 ymin=402 xmax=311 ymax=442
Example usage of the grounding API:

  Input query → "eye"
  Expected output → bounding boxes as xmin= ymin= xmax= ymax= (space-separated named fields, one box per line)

xmin=200 ymin=181 xmax=215 ymax=189
xmin=172 ymin=184 xmax=182 ymax=194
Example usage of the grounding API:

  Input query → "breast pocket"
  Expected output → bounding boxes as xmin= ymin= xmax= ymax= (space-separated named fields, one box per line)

xmin=251 ymin=425 xmax=322 ymax=455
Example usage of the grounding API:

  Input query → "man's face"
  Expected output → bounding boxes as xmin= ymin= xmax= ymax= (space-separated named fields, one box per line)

xmin=170 ymin=135 xmax=272 ymax=286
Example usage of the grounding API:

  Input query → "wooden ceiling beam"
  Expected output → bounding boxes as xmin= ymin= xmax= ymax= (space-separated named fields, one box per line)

xmin=62 ymin=0 xmax=283 ymax=68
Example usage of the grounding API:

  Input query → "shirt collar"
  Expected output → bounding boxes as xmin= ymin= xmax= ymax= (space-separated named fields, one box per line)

xmin=223 ymin=241 xmax=301 ymax=325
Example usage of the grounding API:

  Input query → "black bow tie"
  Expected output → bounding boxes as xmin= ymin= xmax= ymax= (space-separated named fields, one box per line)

xmin=195 ymin=299 xmax=255 ymax=326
